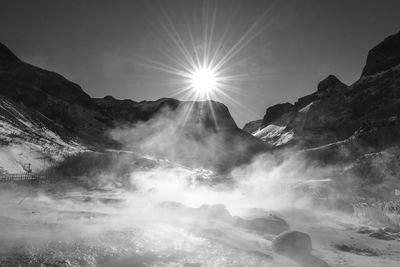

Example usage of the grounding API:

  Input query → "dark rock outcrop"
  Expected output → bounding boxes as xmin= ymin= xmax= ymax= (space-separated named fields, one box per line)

xmin=293 ymin=93 xmax=318 ymax=111
xmin=179 ymin=101 xmax=239 ymax=130
xmin=369 ymin=229 xmax=396 ymax=240
xmin=93 ymin=96 xmax=180 ymax=125
xmin=361 ymin=30 xmax=400 ymax=77
xmin=356 ymin=226 xmax=374 ymax=234
xmin=242 ymin=119 xmax=263 ymax=134
xmin=95 ymin=96 xmax=239 ymax=131
xmin=0 ymin=42 xmax=113 ymax=147
xmin=261 ymin=103 xmax=294 ymax=128
xmin=247 ymin=30 xmax=400 ymax=152
xmin=317 ymin=75 xmax=347 ymax=93
xmin=0 ymin=42 xmax=20 ymax=68
xmin=383 ymin=227 xmax=400 ymax=234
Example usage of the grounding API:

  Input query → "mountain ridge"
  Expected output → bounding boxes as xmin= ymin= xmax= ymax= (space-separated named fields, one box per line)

xmin=244 ymin=30 xmax=400 ymax=151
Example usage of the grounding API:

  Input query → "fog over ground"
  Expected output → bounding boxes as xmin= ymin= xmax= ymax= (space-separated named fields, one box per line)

xmin=0 ymin=113 xmax=280 ymax=255
xmin=0 ymin=107 xmax=399 ymax=267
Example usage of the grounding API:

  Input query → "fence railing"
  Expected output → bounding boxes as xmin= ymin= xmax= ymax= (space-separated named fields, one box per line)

xmin=0 ymin=173 xmax=48 ymax=182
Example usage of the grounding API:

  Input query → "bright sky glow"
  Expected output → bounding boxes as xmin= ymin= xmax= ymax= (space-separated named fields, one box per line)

xmin=189 ymin=67 xmax=217 ymax=95
xmin=134 ymin=1 xmax=273 ymax=103
xmin=132 ymin=1 xmax=275 ymax=126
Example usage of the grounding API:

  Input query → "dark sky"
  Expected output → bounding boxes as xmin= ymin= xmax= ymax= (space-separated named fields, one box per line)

xmin=1 ymin=0 xmax=400 ymax=126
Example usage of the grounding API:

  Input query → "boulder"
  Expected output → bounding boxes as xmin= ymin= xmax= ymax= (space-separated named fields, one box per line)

xmin=302 ymin=255 xmax=331 ymax=267
xmin=197 ymin=204 xmax=233 ymax=222
xmin=272 ymin=230 xmax=331 ymax=267
xmin=272 ymin=230 xmax=312 ymax=258
xmin=356 ymin=226 xmax=374 ymax=234
xmin=242 ymin=208 xmax=284 ymax=219
xmin=369 ymin=228 xmax=396 ymax=240
xmin=235 ymin=214 xmax=290 ymax=235
xmin=383 ymin=226 xmax=400 ymax=233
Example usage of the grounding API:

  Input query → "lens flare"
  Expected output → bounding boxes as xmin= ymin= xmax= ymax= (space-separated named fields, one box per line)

xmin=133 ymin=1 xmax=275 ymax=116
xmin=190 ymin=67 xmax=217 ymax=95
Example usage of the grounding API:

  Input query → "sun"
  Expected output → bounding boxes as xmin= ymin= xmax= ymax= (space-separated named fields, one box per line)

xmin=189 ymin=67 xmax=217 ymax=95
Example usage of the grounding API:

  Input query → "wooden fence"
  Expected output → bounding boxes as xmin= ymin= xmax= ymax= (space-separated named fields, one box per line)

xmin=0 ymin=173 xmax=48 ymax=182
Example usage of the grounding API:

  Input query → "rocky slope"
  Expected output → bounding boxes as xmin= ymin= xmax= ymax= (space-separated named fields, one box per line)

xmin=0 ymin=42 xmax=114 ymax=148
xmin=242 ymin=119 xmax=262 ymax=134
xmin=245 ymin=30 xmax=400 ymax=151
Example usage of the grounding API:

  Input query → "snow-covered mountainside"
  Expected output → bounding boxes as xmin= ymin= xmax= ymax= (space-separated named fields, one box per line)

xmin=0 ymin=95 xmax=85 ymax=172
xmin=242 ymin=119 xmax=263 ymax=134
xmin=0 ymin=42 xmax=116 ymax=149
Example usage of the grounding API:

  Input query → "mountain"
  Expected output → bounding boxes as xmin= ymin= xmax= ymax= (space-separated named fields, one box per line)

xmin=242 ymin=119 xmax=263 ymax=135
xmin=94 ymin=96 xmax=178 ymax=124
xmin=244 ymin=30 xmax=400 ymax=151
xmin=243 ymin=30 xmax=400 ymax=197
xmin=361 ymin=30 xmax=400 ymax=77
xmin=0 ymin=42 xmax=267 ymax=173
xmin=0 ymin=42 xmax=114 ymax=148
xmin=94 ymin=96 xmax=238 ymax=129
xmin=94 ymin=95 xmax=268 ymax=173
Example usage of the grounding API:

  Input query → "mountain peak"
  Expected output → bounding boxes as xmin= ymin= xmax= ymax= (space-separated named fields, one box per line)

xmin=0 ymin=42 xmax=20 ymax=68
xmin=361 ymin=30 xmax=400 ymax=77
xmin=103 ymin=95 xmax=116 ymax=101
xmin=262 ymin=102 xmax=294 ymax=127
xmin=317 ymin=75 xmax=346 ymax=92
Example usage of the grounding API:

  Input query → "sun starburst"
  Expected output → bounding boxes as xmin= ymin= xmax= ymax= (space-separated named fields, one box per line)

xmin=129 ymin=1 xmax=276 ymax=126
xmin=189 ymin=66 xmax=219 ymax=96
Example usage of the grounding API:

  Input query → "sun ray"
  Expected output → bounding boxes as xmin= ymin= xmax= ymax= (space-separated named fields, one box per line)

xmin=206 ymin=98 xmax=220 ymax=130
xmin=134 ymin=0 xmax=278 ymax=132
xmin=156 ymin=6 xmax=197 ymax=69
xmin=213 ymin=3 xmax=276 ymax=72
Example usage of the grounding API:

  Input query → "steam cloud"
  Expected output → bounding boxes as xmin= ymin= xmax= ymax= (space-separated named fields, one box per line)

xmin=0 ymin=105 xmax=389 ymax=266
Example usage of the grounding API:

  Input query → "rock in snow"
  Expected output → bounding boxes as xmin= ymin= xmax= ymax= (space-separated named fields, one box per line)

xmin=234 ymin=214 xmax=290 ymax=235
xmin=272 ymin=230 xmax=331 ymax=267
xmin=369 ymin=228 xmax=396 ymax=241
xmin=272 ymin=230 xmax=312 ymax=259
